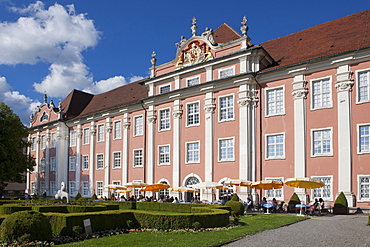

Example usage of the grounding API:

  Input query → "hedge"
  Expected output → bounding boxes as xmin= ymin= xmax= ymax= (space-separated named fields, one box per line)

xmin=0 ymin=205 xmax=32 ymax=215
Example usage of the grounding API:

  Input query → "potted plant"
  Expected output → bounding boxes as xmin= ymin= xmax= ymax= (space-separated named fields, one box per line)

xmin=333 ymin=192 xmax=349 ymax=215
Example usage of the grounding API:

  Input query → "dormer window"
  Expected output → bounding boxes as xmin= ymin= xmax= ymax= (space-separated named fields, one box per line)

xmin=187 ymin=76 xmax=200 ymax=87
xmin=160 ymin=84 xmax=171 ymax=94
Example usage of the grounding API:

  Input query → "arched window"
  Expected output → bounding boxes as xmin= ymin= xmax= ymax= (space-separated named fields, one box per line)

xmin=219 ymin=182 xmax=234 ymax=200
xmin=158 ymin=181 xmax=169 ymax=199
xmin=185 ymin=176 xmax=200 ymax=202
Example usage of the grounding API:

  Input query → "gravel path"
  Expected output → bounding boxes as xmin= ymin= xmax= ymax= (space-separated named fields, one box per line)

xmin=223 ymin=214 xmax=370 ymax=247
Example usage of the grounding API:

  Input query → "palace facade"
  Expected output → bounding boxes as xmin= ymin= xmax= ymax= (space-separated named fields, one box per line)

xmin=28 ymin=10 xmax=370 ymax=207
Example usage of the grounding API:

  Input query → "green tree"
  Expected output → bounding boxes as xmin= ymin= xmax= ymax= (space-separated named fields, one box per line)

xmin=0 ymin=102 xmax=35 ymax=192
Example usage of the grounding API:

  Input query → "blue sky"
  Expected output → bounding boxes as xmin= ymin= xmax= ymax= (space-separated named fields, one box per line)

xmin=0 ymin=0 xmax=369 ymax=124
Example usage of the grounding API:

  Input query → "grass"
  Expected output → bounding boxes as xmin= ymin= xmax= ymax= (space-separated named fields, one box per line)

xmin=60 ymin=214 xmax=306 ymax=247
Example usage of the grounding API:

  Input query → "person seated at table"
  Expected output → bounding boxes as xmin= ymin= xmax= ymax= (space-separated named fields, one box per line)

xmin=244 ymin=197 xmax=253 ymax=212
xmin=307 ymin=198 xmax=319 ymax=215
xmin=260 ymin=197 xmax=267 ymax=213
xmin=271 ymin=198 xmax=278 ymax=213
xmin=317 ymin=198 xmax=324 ymax=215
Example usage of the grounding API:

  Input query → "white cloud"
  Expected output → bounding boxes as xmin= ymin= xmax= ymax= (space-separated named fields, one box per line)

xmin=0 ymin=76 xmax=40 ymax=125
xmin=83 ymin=75 xmax=144 ymax=95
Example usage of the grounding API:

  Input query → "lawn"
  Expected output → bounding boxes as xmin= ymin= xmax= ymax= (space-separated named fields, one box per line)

xmin=61 ymin=214 xmax=306 ymax=247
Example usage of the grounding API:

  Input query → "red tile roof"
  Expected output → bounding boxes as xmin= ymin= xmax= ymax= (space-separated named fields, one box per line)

xmin=214 ymin=23 xmax=242 ymax=43
xmin=260 ymin=9 xmax=370 ymax=71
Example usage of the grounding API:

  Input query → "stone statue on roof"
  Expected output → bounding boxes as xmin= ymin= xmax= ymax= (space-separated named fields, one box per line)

xmin=202 ymin=27 xmax=216 ymax=45
xmin=176 ymin=36 xmax=187 ymax=50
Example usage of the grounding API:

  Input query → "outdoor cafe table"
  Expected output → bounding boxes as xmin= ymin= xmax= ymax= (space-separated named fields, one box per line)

xmin=295 ymin=204 xmax=310 ymax=216
xmin=263 ymin=203 xmax=274 ymax=214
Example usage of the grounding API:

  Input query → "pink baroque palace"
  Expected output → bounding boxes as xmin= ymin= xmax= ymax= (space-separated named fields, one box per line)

xmin=28 ymin=10 xmax=370 ymax=207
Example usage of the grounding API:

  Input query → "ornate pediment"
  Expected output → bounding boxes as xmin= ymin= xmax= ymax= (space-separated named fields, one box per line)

xmin=176 ymin=41 xmax=213 ymax=68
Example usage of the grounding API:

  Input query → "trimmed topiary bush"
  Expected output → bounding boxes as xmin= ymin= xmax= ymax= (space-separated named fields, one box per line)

xmin=231 ymin=193 xmax=240 ymax=202
xmin=225 ymin=200 xmax=244 ymax=216
xmin=333 ymin=192 xmax=349 ymax=214
xmin=0 ymin=211 xmax=52 ymax=243
xmin=288 ymin=192 xmax=301 ymax=212
xmin=91 ymin=194 xmax=97 ymax=200
xmin=75 ymin=192 xmax=82 ymax=201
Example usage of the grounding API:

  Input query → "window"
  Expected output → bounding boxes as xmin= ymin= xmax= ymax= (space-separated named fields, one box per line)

xmin=69 ymin=182 xmax=76 ymax=196
xmin=358 ymin=70 xmax=370 ymax=102
xmin=112 ymin=181 xmax=121 ymax=197
xmin=82 ymin=181 xmax=89 ymax=197
xmin=219 ymin=138 xmax=234 ymax=161
xmin=266 ymin=178 xmax=283 ymax=200
xmin=160 ymin=84 xmax=171 ymax=94
xmin=97 ymin=181 xmax=103 ymax=197
xmin=266 ymin=87 xmax=284 ymax=116
xmin=312 ymin=129 xmax=332 ymax=156
xmin=186 ymin=142 xmax=200 ymax=163
xmin=83 ymin=128 xmax=89 ymax=145
xmin=219 ymin=95 xmax=234 ymax=121
xmin=134 ymin=116 xmax=143 ymax=136
xmin=312 ymin=78 xmax=331 ymax=109
xmin=113 ymin=152 xmax=121 ymax=168
xmin=40 ymin=182 xmax=45 ymax=194
xmin=159 ymin=145 xmax=170 ymax=165
xmin=187 ymin=102 xmax=200 ymax=126
xmin=219 ymin=67 xmax=235 ymax=79
xmin=97 ymin=124 xmax=104 ymax=142
xmin=51 ymin=132 xmax=56 ymax=148
xmin=31 ymin=182 xmax=36 ymax=194
xmin=82 ymin=155 xmax=89 ymax=170
xmin=41 ymin=135 xmax=46 ymax=150
xmin=359 ymin=125 xmax=370 ymax=153
xmin=312 ymin=176 xmax=332 ymax=201
xmin=31 ymin=137 xmax=36 ymax=151
xmin=69 ymin=156 xmax=76 ymax=171
xmin=184 ymin=176 xmax=200 ymax=201
xmin=114 ymin=120 xmax=122 ymax=140
xmin=50 ymin=181 xmax=56 ymax=195
xmin=40 ymin=159 xmax=46 ymax=173
xmin=187 ymin=76 xmax=200 ymax=87
xmin=133 ymin=149 xmax=143 ymax=167
xmin=219 ymin=182 xmax=234 ymax=199
xmin=266 ymin=134 xmax=285 ymax=159
xmin=359 ymin=176 xmax=370 ymax=201
xmin=158 ymin=181 xmax=169 ymax=199
xmin=96 ymin=154 xmax=104 ymax=169
xmin=159 ymin=108 xmax=170 ymax=131
xmin=50 ymin=157 xmax=56 ymax=171
xmin=69 ymin=131 xmax=76 ymax=147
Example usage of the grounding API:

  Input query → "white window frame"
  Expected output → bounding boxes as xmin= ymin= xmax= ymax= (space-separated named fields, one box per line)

xmin=50 ymin=181 xmax=56 ymax=195
xmin=218 ymin=94 xmax=234 ymax=122
xmin=82 ymin=181 xmax=89 ymax=197
xmin=96 ymin=154 xmax=104 ymax=170
xmin=134 ymin=115 xmax=143 ymax=136
xmin=82 ymin=155 xmax=89 ymax=170
xmin=159 ymin=84 xmax=171 ymax=94
xmin=158 ymin=145 xmax=170 ymax=166
xmin=31 ymin=182 xmax=36 ymax=194
xmin=358 ymin=123 xmax=370 ymax=154
xmin=50 ymin=157 xmax=56 ymax=171
xmin=97 ymin=124 xmax=105 ymax=142
xmin=311 ymin=127 xmax=333 ymax=157
xmin=133 ymin=149 xmax=143 ymax=168
xmin=356 ymin=69 xmax=370 ymax=104
xmin=265 ymin=133 xmax=285 ymax=160
xmin=69 ymin=156 xmax=76 ymax=171
xmin=51 ymin=132 xmax=56 ymax=148
xmin=186 ymin=76 xmax=200 ymax=87
xmin=218 ymin=137 xmax=235 ymax=162
xmin=40 ymin=135 xmax=46 ymax=150
xmin=112 ymin=181 xmax=121 ymax=197
xmin=69 ymin=130 xmax=76 ymax=147
xmin=113 ymin=120 xmax=122 ymax=140
xmin=97 ymin=181 xmax=103 ymax=197
xmin=265 ymin=86 xmax=285 ymax=117
xmin=311 ymin=176 xmax=333 ymax=202
xmin=218 ymin=66 xmax=235 ymax=79
xmin=186 ymin=141 xmax=200 ymax=164
xmin=265 ymin=177 xmax=284 ymax=201
xmin=310 ymin=76 xmax=333 ymax=110
xmin=83 ymin=128 xmax=90 ymax=145
xmin=31 ymin=137 xmax=36 ymax=151
xmin=113 ymin=152 xmax=121 ymax=169
xmin=158 ymin=108 xmax=170 ymax=131
xmin=40 ymin=158 xmax=46 ymax=173
xmin=358 ymin=175 xmax=370 ymax=202
xmin=186 ymin=101 xmax=200 ymax=127
xmin=40 ymin=181 xmax=45 ymax=194
xmin=69 ymin=181 xmax=76 ymax=197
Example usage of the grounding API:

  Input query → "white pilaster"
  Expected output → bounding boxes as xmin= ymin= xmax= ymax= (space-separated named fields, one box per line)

xmin=335 ymin=64 xmax=355 ymax=206
xmin=76 ymin=124 xmax=82 ymax=195
xmin=45 ymin=129 xmax=50 ymax=195
xmin=122 ymin=113 xmax=130 ymax=185
xmin=89 ymin=121 xmax=96 ymax=197
xmin=56 ymin=123 xmax=69 ymax=193
xmin=104 ymin=117 xmax=112 ymax=197
xmin=172 ymin=99 xmax=182 ymax=193
xmin=204 ymin=92 xmax=215 ymax=184
xmin=292 ymin=74 xmax=308 ymax=203
xmin=34 ymin=132 xmax=40 ymax=193
xmin=206 ymin=66 xmax=213 ymax=82
xmin=147 ymin=105 xmax=156 ymax=185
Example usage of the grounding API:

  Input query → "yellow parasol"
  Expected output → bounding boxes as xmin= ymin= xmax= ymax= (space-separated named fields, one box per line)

xmin=139 ymin=183 xmax=170 ymax=192
xmin=104 ymin=184 xmax=128 ymax=190
xmin=116 ymin=188 xmax=132 ymax=193
xmin=224 ymin=179 xmax=252 ymax=187
xmin=124 ymin=182 xmax=148 ymax=188
xmin=170 ymin=186 xmax=199 ymax=193
xmin=250 ymin=180 xmax=283 ymax=190
xmin=191 ymin=181 xmax=224 ymax=189
xmin=284 ymin=178 xmax=325 ymax=189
